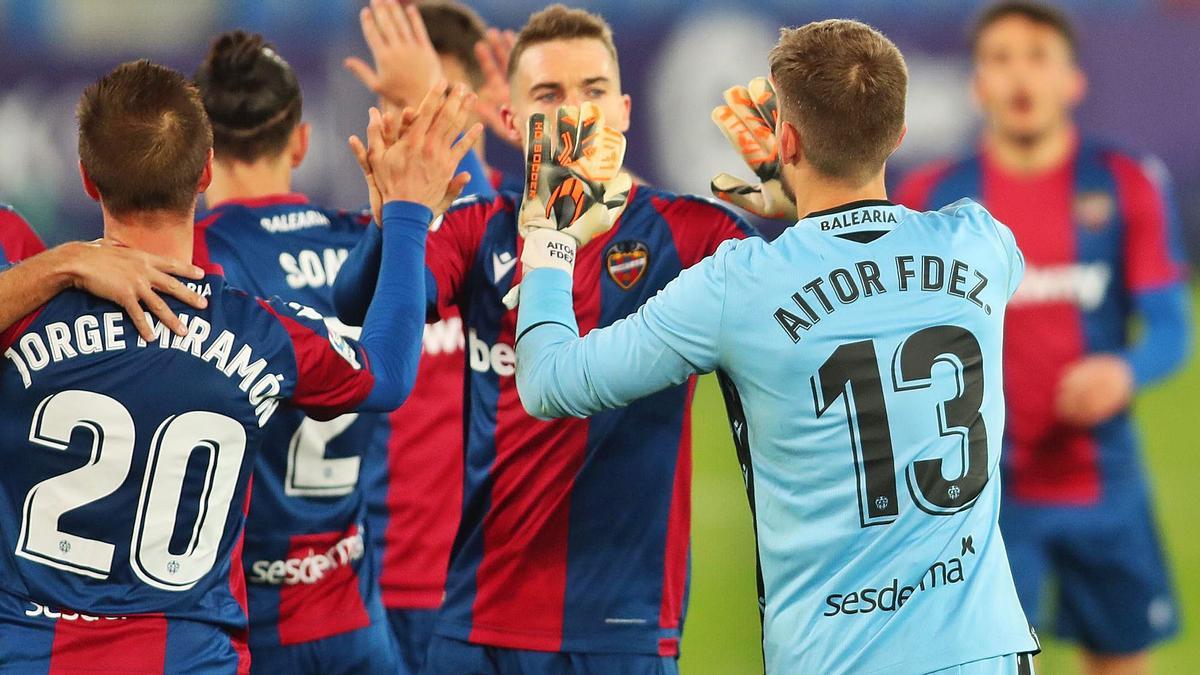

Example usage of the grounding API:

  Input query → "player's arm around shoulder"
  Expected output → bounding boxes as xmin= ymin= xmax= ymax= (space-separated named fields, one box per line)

xmin=514 ymin=237 xmax=743 ymax=420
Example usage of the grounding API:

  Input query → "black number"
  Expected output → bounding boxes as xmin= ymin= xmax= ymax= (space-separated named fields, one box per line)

xmin=811 ymin=325 xmax=988 ymax=528
xmin=811 ymin=341 xmax=899 ymax=527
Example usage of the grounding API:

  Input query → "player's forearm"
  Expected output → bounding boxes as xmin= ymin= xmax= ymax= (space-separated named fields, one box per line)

xmin=1125 ymin=283 xmax=1192 ymax=387
xmin=0 ymin=243 xmax=83 ymax=333
xmin=332 ymin=224 xmax=382 ymax=326
xmin=515 ymin=267 xmax=697 ymax=419
xmin=357 ymin=201 xmax=431 ymax=411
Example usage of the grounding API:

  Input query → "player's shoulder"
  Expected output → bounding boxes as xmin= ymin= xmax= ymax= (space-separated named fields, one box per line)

xmin=895 ymin=155 xmax=983 ymax=210
xmin=1081 ymin=137 xmax=1172 ymax=193
xmin=435 ymin=191 xmax=516 ymax=231
xmin=0 ymin=202 xmax=31 ymax=229
xmin=636 ymin=185 xmax=749 ymax=225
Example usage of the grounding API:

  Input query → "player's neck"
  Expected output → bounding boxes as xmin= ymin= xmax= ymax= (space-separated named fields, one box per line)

xmin=102 ymin=206 xmax=195 ymax=265
xmin=983 ymin=123 xmax=1076 ymax=175
xmin=204 ymin=156 xmax=293 ymax=209
xmin=791 ymin=169 xmax=889 ymax=220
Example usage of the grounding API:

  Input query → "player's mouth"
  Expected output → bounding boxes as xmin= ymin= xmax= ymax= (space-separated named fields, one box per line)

xmin=1009 ymin=92 xmax=1034 ymax=115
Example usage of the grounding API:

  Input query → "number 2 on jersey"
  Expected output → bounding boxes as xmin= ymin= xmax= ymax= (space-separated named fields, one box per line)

xmin=811 ymin=325 xmax=989 ymax=528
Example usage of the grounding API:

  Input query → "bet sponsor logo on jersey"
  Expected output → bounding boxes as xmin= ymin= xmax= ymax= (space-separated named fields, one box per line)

xmin=1009 ymin=263 xmax=1111 ymax=311
xmin=248 ymin=526 xmax=365 ymax=586
xmin=468 ymin=328 xmax=515 ymax=378
xmin=25 ymin=603 xmax=128 ymax=623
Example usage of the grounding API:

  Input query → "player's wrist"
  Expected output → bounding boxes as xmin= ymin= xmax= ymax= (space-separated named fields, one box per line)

xmin=48 ymin=241 xmax=97 ymax=292
xmin=521 ymin=227 xmax=577 ymax=275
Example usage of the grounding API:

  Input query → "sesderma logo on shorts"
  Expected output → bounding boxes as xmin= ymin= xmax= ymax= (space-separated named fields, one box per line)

xmin=823 ymin=536 xmax=975 ymax=617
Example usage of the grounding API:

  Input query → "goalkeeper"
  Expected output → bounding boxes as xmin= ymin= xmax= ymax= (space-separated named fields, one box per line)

xmin=515 ymin=19 xmax=1039 ymax=675
xmin=331 ymin=6 xmax=754 ymax=671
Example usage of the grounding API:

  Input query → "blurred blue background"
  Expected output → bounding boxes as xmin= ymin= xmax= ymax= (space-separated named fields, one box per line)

xmin=2 ymin=0 xmax=1198 ymax=257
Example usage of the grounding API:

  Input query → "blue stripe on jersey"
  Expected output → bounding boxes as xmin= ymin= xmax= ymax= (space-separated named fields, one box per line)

xmin=562 ymin=205 xmax=691 ymax=650
xmin=440 ymin=207 xmax=518 ymax=631
xmin=1073 ymin=142 xmax=1126 ymax=354
xmin=928 ymin=158 xmax=983 ymax=212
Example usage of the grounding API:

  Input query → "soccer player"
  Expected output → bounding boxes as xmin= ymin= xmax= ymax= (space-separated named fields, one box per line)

xmin=334 ymin=5 xmax=755 ymax=672
xmin=0 ymin=60 xmax=477 ymax=670
xmin=895 ymin=4 xmax=1190 ymax=672
xmin=513 ymin=19 xmax=1041 ymax=674
xmin=191 ymin=30 xmax=444 ymax=672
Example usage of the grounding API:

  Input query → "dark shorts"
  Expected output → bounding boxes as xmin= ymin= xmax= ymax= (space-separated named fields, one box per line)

xmin=421 ymin=634 xmax=679 ymax=675
xmin=248 ymin=615 xmax=397 ymax=674
xmin=1000 ymin=479 xmax=1179 ymax=654
xmin=386 ymin=607 xmax=440 ymax=674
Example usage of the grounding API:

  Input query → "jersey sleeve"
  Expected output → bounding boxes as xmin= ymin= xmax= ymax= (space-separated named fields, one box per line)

xmin=426 ymin=195 xmax=507 ymax=313
xmin=514 ymin=240 xmax=735 ymax=419
xmin=893 ymin=161 xmax=952 ymax=212
xmin=259 ymin=297 xmax=377 ymax=420
xmin=651 ymin=193 xmax=757 ymax=268
xmin=0 ymin=207 xmax=46 ymax=263
xmin=1107 ymin=152 xmax=1186 ymax=292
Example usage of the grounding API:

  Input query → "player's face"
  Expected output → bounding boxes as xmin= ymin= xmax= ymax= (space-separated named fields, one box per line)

xmin=507 ymin=38 xmax=631 ymax=146
xmin=973 ymin=16 xmax=1085 ymax=143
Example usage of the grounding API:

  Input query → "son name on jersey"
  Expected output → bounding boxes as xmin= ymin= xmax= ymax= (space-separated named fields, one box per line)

xmin=774 ymin=255 xmax=992 ymax=343
xmin=4 ymin=309 xmax=286 ymax=426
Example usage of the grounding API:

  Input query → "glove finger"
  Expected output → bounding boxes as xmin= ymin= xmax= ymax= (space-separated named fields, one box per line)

xmin=525 ymin=112 xmax=552 ymax=208
xmin=724 ymin=83 xmax=775 ymax=161
xmin=574 ymin=126 xmax=625 ymax=183
xmin=602 ymin=172 xmax=633 ymax=214
xmin=748 ymin=77 xmax=779 ymax=135
xmin=555 ymin=104 xmax=580 ymax=168
xmin=711 ymin=173 xmax=767 ymax=212
xmin=501 ymin=283 xmax=520 ymax=310
xmin=712 ymin=106 xmax=773 ymax=173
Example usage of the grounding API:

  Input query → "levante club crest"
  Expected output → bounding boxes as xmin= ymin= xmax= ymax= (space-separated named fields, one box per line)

xmin=605 ymin=241 xmax=649 ymax=290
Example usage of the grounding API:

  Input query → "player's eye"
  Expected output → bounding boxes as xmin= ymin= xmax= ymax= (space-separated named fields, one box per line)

xmin=536 ymin=92 xmax=562 ymax=104
xmin=586 ymin=87 xmax=607 ymax=99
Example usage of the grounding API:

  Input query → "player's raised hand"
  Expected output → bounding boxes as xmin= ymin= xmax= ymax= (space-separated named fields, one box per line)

xmin=474 ymin=28 xmax=520 ymax=147
xmin=519 ymin=101 xmax=631 ymax=244
xmin=710 ymin=77 xmax=797 ymax=221
xmin=60 ymin=239 xmax=208 ymax=341
xmin=1055 ymin=354 xmax=1135 ymax=427
xmin=345 ymin=0 xmax=443 ymax=109
xmin=349 ymin=104 xmax=418 ymax=226
xmin=365 ymin=81 xmax=484 ymax=212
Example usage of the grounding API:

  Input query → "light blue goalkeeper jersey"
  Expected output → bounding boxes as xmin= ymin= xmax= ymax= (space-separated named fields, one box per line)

xmin=514 ymin=199 xmax=1040 ymax=674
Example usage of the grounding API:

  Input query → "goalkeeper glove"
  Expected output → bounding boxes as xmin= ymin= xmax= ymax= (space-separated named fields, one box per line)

xmin=710 ymin=77 xmax=797 ymax=221
xmin=503 ymin=102 xmax=632 ymax=308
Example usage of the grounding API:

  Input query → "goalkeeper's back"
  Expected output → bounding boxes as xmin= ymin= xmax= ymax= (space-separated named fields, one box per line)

xmin=712 ymin=198 xmax=1038 ymax=672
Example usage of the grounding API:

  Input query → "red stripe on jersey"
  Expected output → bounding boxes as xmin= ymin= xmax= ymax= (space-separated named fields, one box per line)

xmin=982 ymin=152 xmax=1099 ymax=503
xmin=1107 ymin=152 xmax=1184 ymax=291
xmin=230 ymin=479 xmax=251 ymax=674
xmin=893 ymin=161 xmax=953 ymax=212
xmin=0 ymin=209 xmax=46 ymax=261
xmin=427 ymin=196 xmax=512 ymax=314
xmin=258 ymin=299 xmax=375 ymax=421
xmin=48 ymin=613 xmax=167 ymax=673
xmin=657 ymin=378 xmax=695 ymax=657
xmin=276 ymin=523 xmax=372 ymax=645
xmin=650 ymin=190 xmax=748 ymax=269
xmin=467 ymin=223 xmax=621 ymax=650
xmin=192 ymin=212 xmax=224 ymax=275
xmin=380 ymin=313 xmax=465 ymax=608
xmin=1 ymin=305 xmax=44 ymax=353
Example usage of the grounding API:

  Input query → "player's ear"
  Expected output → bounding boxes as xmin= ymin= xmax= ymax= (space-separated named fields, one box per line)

xmin=615 ymin=93 xmax=632 ymax=133
xmin=1068 ymin=66 xmax=1087 ymax=107
xmin=197 ymin=149 xmax=214 ymax=194
xmin=290 ymin=122 xmax=311 ymax=168
xmin=500 ymin=104 xmax=522 ymax=145
xmin=78 ymin=161 xmax=101 ymax=203
xmin=893 ymin=125 xmax=907 ymax=153
xmin=779 ymin=120 xmax=802 ymax=167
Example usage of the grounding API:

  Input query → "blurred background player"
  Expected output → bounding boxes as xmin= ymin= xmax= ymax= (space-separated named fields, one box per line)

xmin=896 ymin=3 xmax=1191 ymax=673
xmin=334 ymin=5 xmax=754 ymax=673
xmin=0 ymin=204 xmax=45 ymax=264
xmin=0 ymin=59 xmax=467 ymax=671
xmin=512 ymin=18 xmax=1038 ymax=674
xmin=339 ymin=2 xmax=500 ymax=671
xmin=192 ymin=30 xmax=405 ymax=673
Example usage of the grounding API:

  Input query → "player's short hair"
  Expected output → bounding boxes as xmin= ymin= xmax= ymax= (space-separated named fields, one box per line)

xmin=194 ymin=30 xmax=302 ymax=163
xmin=420 ymin=0 xmax=487 ymax=89
xmin=970 ymin=1 xmax=1077 ymax=56
xmin=769 ymin=20 xmax=907 ymax=186
xmin=508 ymin=4 xmax=618 ymax=80
xmin=77 ymin=60 xmax=213 ymax=216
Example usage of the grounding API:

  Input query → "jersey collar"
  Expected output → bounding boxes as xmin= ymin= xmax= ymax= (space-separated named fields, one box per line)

xmin=799 ymin=199 xmax=904 ymax=241
xmin=208 ymin=193 xmax=310 ymax=210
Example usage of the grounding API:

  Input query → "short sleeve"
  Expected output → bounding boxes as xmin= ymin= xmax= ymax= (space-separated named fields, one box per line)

xmin=259 ymin=297 xmax=377 ymax=420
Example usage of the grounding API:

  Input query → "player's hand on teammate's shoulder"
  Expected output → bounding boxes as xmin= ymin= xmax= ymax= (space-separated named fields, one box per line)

xmin=354 ymin=81 xmax=483 ymax=214
xmin=710 ymin=76 xmax=797 ymax=221
xmin=1055 ymin=353 xmax=1135 ymax=427
xmin=345 ymin=0 xmax=443 ymax=110
xmin=57 ymin=239 xmax=207 ymax=341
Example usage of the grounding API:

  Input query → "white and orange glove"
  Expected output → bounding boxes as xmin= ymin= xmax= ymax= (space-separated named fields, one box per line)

xmin=503 ymin=102 xmax=632 ymax=308
xmin=710 ymin=77 xmax=797 ymax=221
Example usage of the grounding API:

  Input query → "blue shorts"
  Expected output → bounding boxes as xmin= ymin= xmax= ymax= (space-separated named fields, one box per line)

xmin=422 ymin=634 xmax=679 ymax=675
xmin=928 ymin=652 xmax=1036 ymax=674
xmin=248 ymin=619 xmax=397 ymax=674
xmin=386 ymin=607 xmax=439 ymax=674
xmin=1000 ymin=479 xmax=1179 ymax=654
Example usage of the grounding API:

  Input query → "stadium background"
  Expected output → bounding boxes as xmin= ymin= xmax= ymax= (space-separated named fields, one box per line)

xmin=0 ymin=0 xmax=1195 ymax=671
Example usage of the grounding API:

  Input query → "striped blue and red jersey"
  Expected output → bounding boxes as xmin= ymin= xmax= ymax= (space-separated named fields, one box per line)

xmin=194 ymin=194 xmax=389 ymax=649
xmin=427 ymin=186 xmax=754 ymax=655
xmin=896 ymin=138 xmax=1188 ymax=504
xmin=0 ymin=205 xmax=46 ymax=264
xmin=0 ymin=265 xmax=378 ymax=671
